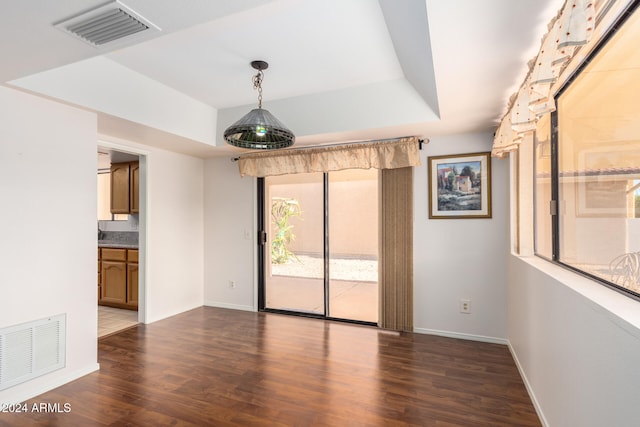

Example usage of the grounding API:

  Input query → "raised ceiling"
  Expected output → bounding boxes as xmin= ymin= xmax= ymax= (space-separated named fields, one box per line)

xmin=2 ymin=0 xmax=564 ymax=157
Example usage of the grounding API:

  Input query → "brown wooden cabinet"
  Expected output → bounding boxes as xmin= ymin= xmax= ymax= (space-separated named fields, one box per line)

xmin=110 ymin=161 xmax=139 ymax=215
xmin=127 ymin=264 xmax=139 ymax=306
xmin=98 ymin=253 xmax=101 ymax=303
xmin=99 ymin=247 xmax=138 ymax=310
xmin=110 ymin=163 xmax=130 ymax=214
xmin=101 ymin=260 xmax=127 ymax=305
xmin=127 ymin=249 xmax=138 ymax=307
xmin=130 ymin=162 xmax=140 ymax=214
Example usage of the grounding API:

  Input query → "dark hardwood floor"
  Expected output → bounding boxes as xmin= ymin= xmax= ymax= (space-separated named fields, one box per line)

xmin=1 ymin=307 xmax=540 ymax=426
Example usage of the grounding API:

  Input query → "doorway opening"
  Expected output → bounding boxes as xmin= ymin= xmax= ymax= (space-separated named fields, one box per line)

xmin=97 ymin=146 xmax=145 ymax=337
xmin=258 ymin=169 xmax=379 ymax=324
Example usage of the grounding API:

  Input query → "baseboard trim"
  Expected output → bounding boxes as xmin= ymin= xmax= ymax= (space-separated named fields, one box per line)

xmin=413 ymin=328 xmax=508 ymax=345
xmin=507 ymin=342 xmax=549 ymax=427
xmin=1 ymin=363 xmax=100 ymax=405
xmin=204 ymin=301 xmax=255 ymax=312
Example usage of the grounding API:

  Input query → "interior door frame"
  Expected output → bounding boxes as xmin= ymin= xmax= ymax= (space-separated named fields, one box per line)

xmin=98 ymin=140 xmax=149 ymax=325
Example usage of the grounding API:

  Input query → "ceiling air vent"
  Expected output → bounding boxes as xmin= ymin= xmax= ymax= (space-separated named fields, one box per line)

xmin=54 ymin=0 xmax=160 ymax=48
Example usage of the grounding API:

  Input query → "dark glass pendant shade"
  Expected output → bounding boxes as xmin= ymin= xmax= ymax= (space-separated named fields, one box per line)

xmin=224 ymin=60 xmax=295 ymax=150
xmin=224 ymin=107 xmax=295 ymax=150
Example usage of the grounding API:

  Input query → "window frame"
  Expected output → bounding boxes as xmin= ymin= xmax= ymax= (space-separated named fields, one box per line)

xmin=537 ymin=0 xmax=640 ymax=302
xmin=256 ymin=172 xmax=380 ymax=326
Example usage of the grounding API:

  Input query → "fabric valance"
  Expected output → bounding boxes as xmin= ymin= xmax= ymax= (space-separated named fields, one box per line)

xmin=491 ymin=114 xmax=521 ymax=158
xmin=237 ymin=136 xmax=422 ymax=177
xmin=492 ymin=0 xmax=602 ymax=158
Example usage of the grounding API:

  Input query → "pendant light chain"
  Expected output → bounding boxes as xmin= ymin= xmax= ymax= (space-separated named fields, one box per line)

xmin=253 ymin=70 xmax=264 ymax=109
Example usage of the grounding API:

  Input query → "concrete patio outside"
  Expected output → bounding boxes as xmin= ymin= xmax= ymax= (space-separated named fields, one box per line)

xmin=266 ymin=255 xmax=378 ymax=323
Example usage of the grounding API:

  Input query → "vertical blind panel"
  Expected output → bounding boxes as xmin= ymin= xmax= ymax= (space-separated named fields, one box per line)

xmin=379 ymin=167 xmax=414 ymax=331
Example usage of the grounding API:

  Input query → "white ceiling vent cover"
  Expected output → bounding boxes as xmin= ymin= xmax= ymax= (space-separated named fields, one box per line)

xmin=54 ymin=1 xmax=160 ymax=47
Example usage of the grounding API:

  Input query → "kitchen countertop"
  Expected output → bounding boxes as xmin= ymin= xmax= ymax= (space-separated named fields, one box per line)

xmin=98 ymin=230 xmax=138 ymax=249
xmin=98 ymin=240 xmax=138 ymax=249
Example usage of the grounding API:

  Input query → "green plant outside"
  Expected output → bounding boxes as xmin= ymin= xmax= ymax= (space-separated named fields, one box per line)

xmin=271 ymin=197 xmax=302 ymax=264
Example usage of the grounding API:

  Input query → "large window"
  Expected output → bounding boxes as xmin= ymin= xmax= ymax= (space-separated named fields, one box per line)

xmin=537 ymin=3 xmax=640 ymax=299
xmin=534 ymin=114 xmax=553 ymax=260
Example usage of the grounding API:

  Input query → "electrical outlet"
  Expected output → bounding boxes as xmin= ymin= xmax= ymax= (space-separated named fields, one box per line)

xmin=460 ymin=299 xmax=471 ymax=314
xmin=229 ymin=280 xmax=236 ymax=289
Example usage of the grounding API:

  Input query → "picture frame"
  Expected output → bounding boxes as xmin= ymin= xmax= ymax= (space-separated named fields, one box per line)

xmin=428 ymin=152 xmax=492 ymax=219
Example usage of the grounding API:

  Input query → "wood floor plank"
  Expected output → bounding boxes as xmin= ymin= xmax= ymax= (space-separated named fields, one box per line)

xmin=0 ymin=307 xmax=540 ymax=426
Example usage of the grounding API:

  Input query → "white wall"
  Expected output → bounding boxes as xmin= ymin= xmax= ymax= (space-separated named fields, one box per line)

xmin=203 ymin=157 xmax=255 ymax=311
xmin=100 ymin=137 xmax=205 ymax=324
xmin=98 ymin=215 xmax=139 ymax=232
xmin=509 ymin=256 xmax=640 ymax=427
xmin=0 ymin=86 xmax=99 ymax=404
xmin=145 ymin=146 xmax=205 ymax=322
xmin=414 ymin=132 xmax=509 ymax=341
xmin=202 ymin=131 xmax=510 ymax=344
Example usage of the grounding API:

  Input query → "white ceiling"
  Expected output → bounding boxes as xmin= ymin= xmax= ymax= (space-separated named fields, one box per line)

xmin=1 ymin=0 xmax=564 ymax=157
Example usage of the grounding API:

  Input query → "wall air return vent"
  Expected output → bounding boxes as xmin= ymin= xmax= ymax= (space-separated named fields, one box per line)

xmin=0 ymin=314 xmax=66 ymax=391
xmin=54 ymin=0 xmax=160 ymax=48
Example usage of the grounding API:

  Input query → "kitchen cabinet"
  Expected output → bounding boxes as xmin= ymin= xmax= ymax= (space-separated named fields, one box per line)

xmin=101 ymin=259 xmax=127 ymax=305
xmin=127 ymin=249 xmax=138 ymax=307
xmin=110 ymin=163 xmax=130 ymax=214
xmin=110 ymin=161 xmax=139 ymax=214
xmin=130 ymin=162 xmax=140 ymax=214
xmin=98 ymin=252 xmax=101 ymax=303
xmin=99 ymin=247 xmax=138 ymax=310
xmin=127 ymin=265 xmax=138 ymax=306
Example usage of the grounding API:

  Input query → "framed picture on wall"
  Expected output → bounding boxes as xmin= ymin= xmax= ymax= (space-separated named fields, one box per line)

xmin=428 ymin=152 xmax=492 ymax=219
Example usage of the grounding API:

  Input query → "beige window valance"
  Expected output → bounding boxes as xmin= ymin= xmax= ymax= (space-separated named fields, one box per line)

xmin=491 ymin=0 xmax=610 ymax=158
xmin=237 ymin=136 xmax=422 ymax=177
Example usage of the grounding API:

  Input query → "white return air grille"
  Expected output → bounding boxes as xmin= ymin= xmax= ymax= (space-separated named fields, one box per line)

xmin=0 ymin=314 xmax=66 ymax=391
xmin=54 ymin=1 xmax=160 ymax=47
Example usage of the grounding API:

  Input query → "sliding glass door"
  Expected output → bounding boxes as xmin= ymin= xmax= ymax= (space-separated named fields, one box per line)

xmin=262 ymin=172 xmax=325 ymax=315
xmin=259 ymin=169 xmax=378 ymax=323
xmin=328 ymin=169 xmax=378 ymax=322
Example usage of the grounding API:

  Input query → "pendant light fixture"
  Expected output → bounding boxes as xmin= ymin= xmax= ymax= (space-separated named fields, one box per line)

xmin=224 ymin=60 xmax=295 ymax=150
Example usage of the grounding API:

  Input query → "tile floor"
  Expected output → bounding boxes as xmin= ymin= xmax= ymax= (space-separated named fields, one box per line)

xmin=98 ymin=306 xmax=139 ymax=338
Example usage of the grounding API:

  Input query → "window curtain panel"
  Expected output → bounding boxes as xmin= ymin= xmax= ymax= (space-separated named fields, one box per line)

xmin=379 ymin=167 xmax=414 ymax=331
xmin=237 ymin=137 xmax=421 ymax=177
